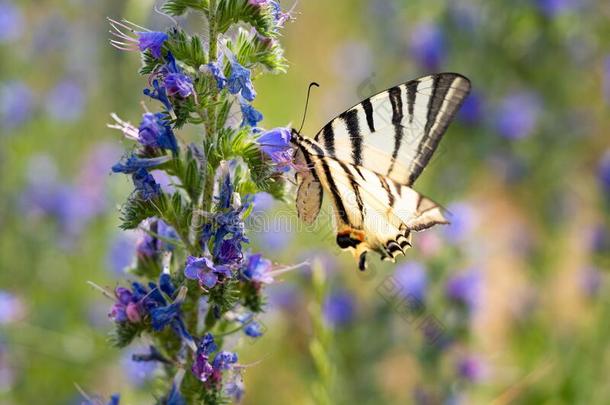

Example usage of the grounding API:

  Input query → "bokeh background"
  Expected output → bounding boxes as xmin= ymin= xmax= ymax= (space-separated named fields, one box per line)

xmin=2 ymin=0 xmax=610 ymax=404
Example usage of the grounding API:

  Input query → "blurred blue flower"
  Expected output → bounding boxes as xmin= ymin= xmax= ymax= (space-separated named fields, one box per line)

xmin=0 ymin=291 xmax=24 ymax=324
xmin=1 ymin=81 xmax=33 ymax=130
xmin=323 ymin=290 xmax=355 ymax=328
xmin=240 ymin=101 xmax=263 ymax=127
xmin=82 ymin=393 xmax=120 ymax=405
xmin=144 ymin=79 xmax=172 ymax=111
xmin=590 ymin=224 xmax=609 ymax=254
xmin=267 ymin=283 xmax=301 ymax=311
xmin=110 ymin=286 xmax=143 ymax=324
xmin=162 ymin=53 xmax=195 ymax=98
xmin=443 ymin=202 xmax=476 ymax=244
xmin=495 ymin=91 xmax=541 ymax=140
xmin=449 ymin=1 xmax=482 ymax=32
xmin=260 ymin=223 xmax=294 ymax=251
xmin=445 ymin=269 xmax=483 ymax=313
xmin=598 ymin=149 xmax=610 ymax=196
xmin=137 ymin=31 xmax=168 ymax=58
xmin=45 ymin=80 xmax=85 ymax=122
xmin=257 ymin=127 xmax=292 ymax=170
xmin=457 ymin=355 xmax=486 ymax=383
xmin=107 ymin=233 xmax=136 ymax=276
xmin=252 ymin=192 xmax=275 ymax=213
xmin=166 ymin=383 xmax=186 ymax=405
xmin=394 ymin=261 xmax=427 ymax=302
xmin=121 ymin=346 xmax=157 ymax=386
xmin=242 ymin=253 xmax=274 ymax=284
xmin=111 ymin=154 xmax=170 ymax=174
xmin=0 ymin=1 xmax=23 ymax=43
xmin=227 ymin=57 xmax=256 ymax=101
xmin=150 ymin=302 xmax=182 ymax=331
xmin=579 ymin=266 xmax=602 ymax=298
xmin=224 ymin=376 xmax=245 ymax=402
xmin=244 ymin=321 xmax=264 ymax=338
xmin=212 ymin=351 xmax=238 ymax=371
xmin=536 ymin=0 xmax=582 ymax=17
xmin=185 ymin=256 xmax=232 ymax=289
xmin=457 ymin=90 xmax=482 ymax=125
xmin=409 ymin=22 xmax=445 ymax=70
xmin=132 ymin=168 xmax=162 ymax=200
xmin=138 ymin=112 xmax=178 ymax=153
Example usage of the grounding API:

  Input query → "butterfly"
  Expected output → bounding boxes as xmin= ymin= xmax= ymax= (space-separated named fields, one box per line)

xmin=291 ymin=73 xmax=471 ymax=270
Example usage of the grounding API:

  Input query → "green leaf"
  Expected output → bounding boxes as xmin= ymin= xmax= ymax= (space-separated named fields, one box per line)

xmin=119 ymin=194 xmax=167 ymax=230
xmin=108 ymin=322 xmax=143 ymax=348
xmin=228 ymin=27 xmax=287 ymax=73
xmin=161 ymin=0 xmax=208 ymax=16
xmin=216 ymin=0 xmax=276 ymax=37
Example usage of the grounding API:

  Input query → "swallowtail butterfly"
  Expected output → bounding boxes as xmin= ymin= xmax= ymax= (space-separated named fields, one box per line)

xmin=291 ymin=73 xmax=471 ymax=270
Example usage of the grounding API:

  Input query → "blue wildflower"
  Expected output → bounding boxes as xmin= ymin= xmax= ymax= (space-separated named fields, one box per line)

xmin=131 ymin=345 xmax=170 ymax=364
xmin=212 ymin=351 xmax=238 ymax=371
xmin=136 ymin=219 xmax=178 ymax=260
xmin=242 ymin=253 xmax=274 ymax=284
xmin=143 ymin=79 xmax=172 ymax=111
xmin=0 ymin=1 xmax=23 ymax=43
xmin=166 ymin=383 xmax=186 ymax=405
xmin=111 ymin=154 xmax=170 ymax=174
xmin=162 ymin=52 xmax=195 ymax=98
xmin=109 ymin=286 xmax=143 ymax=323
xmin=132 ymin=168 xmax=161 ymax=200
xmin=191 ymin=333 xmax=218 ymax=382
xmin=45 ymin=79 xmax=85 ymax=122
xmin=136 ymin=31 xmax=168 ymax=58
xmin=495 ymin=91 xmax=541 ymax=140
xmin=457 ymin=355 xmax=486 ymax=383
xmin=184 ymin=256 xmax=232 ymax=289
xmin=227 ymin=56 xmax=256 ymax=101
xmin=240 ymin=100 xmax=263 ymax=127
xmin=138 ymin=112 xmax=179 ymax=154
xmin=458 ymin=90 xmax=482 ymax=125
xmin=244 ymin=320 xmax=264 ymax=338
xmin=224 ymin=376 xmax=245 ymax=402
xmin=0 ymin=290 xmax=24 ymax=324
xmin=107 ymin=233 xmax=136 ymax=276
xmin=0 ymin=81 xmax=33 ymax=130
xmin=257 ymin=127 xmax=293 ymax=170
xmin=536 ymin=0 xmax=581 ymax=17
xmin=122 ymin=346 xmax=158 ymax=386
xmin=394 ymin=261 xmax=428 ymax=302
xmin=82 ymin=393 xmax=121 ymax=405
xmin=443 ymin=202 xmax=476 ymax=244
xmin=409 ymin=22 xmax=445 ymax=70
xmin=204 ymin=58 xmax=227 ymax=90
xmin=150 ymin=302 xmax=182 ymax=331
xmin=445 ymin=269 xmax=483 ymax=313
xmin=323 ymin=290 xmax=355 ymax=328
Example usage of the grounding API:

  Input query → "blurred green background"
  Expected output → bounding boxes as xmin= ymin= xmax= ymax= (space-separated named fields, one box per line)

xmin=2 ymin=0 xmax=610 ymax=404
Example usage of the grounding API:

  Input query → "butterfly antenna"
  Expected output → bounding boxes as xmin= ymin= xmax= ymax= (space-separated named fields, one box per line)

xmin=297 ymin=82 xmax=319 ymax=134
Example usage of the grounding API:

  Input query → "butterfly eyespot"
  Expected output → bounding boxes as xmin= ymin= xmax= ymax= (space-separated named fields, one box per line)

xmin=358 ymin=251 xmax=367 ymax=271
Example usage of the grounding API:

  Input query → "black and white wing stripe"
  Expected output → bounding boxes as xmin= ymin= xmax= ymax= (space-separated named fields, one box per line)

xmin=313 ymin=73 xmax=470 ymax=186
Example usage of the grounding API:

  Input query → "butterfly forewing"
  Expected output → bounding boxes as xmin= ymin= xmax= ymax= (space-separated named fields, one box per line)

xmin=313 ymin=73 xmax=470 ymax=186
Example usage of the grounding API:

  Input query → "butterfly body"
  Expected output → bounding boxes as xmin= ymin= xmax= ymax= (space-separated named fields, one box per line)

xmin=292 ymin=73 xmax=471 ymax=270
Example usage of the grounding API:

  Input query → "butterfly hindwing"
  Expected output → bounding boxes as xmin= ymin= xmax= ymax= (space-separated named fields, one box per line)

xmin=313 ymin=73 xmax=470 ymax=186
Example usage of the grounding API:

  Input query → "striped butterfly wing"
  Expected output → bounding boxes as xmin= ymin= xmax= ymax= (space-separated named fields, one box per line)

xmin=313 ymin=73 xmax=471 ymax=186
xmin=293 ymin=134 xmax=448 ymax=270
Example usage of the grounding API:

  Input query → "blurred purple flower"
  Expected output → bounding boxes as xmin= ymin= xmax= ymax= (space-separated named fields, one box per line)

xmin=45 ymin=80 xmax=85 ymax=122
xmin=111 ymin=154 xmax=170 ymax=174
xmin=107 ymin=233 xmax=136 ymax=276
xmin=457 ymin=355 xmax=487 ymax=383
xmin=445 ymin=268 xmax=483 ymax=313
xmin=323 ymin=290 xmax=355 ymax=328
xmin=579 ymin=266 xmax=602 ymax=298
xmin=0 ymin=291 xmax=25 ymax=324
xmin=598 ymin=149 xmax=610 ymax=195
xmin=443 ymin=202 xmax=476 ymax=244
xmin=590 ymin=224 xmax=609 ymax=254
xmin=138 ymin=112 xmax=179 ymax=153
xmin=449 ymin=2 xmax=483 ymax=32
xmin=137 ymin=31 xmax=168 ymax=58
xmin=224 ymin=376 xmax=245 ymax=402
xmin=495 ymin=91 xmax=541 ymax=140
xmin=132 ymin=168 xmax=162 ymax=200
xmin=332 ymin=41 xmax=373 ymax=83
xmin=394 ymin=261 xmax=428 ymax=302
xmin=1 ymin=81 xmax=33 ymax=130
xmin=267 ymin=283 xmax=301 ymax=311
xmin=457 ymin=90 xmax=482 ymax=125
xmin=144 ymin=79 xmax=172 ymax=111
xmin=536 ymin=0 xmax=582 ymax=17
xmin=244 ymin=320 xmax=264 ymax=337
xmin=409 ymin=22 xmax=445 ymax=70
xmin=121 ymin=346 xmax=158 ymax=386
xmin=242 ymin=253 xmax=274 ymax=284
xmin=257 ymin=127 xmax=292 ymax=170
xmin=0 ymin=1 xmax=23 ymax=43
xmin=252 ymin=192 xmax=275 ymax=213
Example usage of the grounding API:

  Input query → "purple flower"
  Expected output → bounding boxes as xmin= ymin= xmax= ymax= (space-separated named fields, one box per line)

xmin=204 ymin=59 xmax=227 ymax=90
xmin=161 ymin=52 xmax=194 ymax=98
xmin=191 ymin=333 xmax=217 ymax=382
xmin=394 ymin=261 xmax=427 ymax=302
xmin=443 ymin=202 xmax=476 ymax=244
xmin=244 ymin=320 xmax=264 ymax=338
xmin=0 ymin=81 xmax=33 ymax=130
xmin=109 ymin=286 xmax=143 ymax=323
xmin=212 ymin=351 xmax=238 ymax=371
xmin=107 ymin=233 xmax=136 ymax=276
xmin=82 ymin=394 xmax=121 ymax=405
xmin=150 ymin=302 xmax=182 ymax=331
xmin=580 ymin=266 xmax=602 ymax=298
xmin=224 ymin=376 xmax=245 ymax=402
xmin=458 ymin=90 xmax=482 ymax=125
xmin=409 ymin=22 xmax=445 ymax=70
xmin=242 ymin=254 xmax=274 ymax=284
xmin=598 ymin=149 xmax=610 ymax=195
xmin=0 ymin=1 xmax=23 ymax=43
xmin=0 ymin=291 xmax=24 ymax=324
xmin=45 ymin=80 xmax=85 ymax=122
xmin=136 ymin=31 xmax=168 ymax=58
xmin=138 ymin=112 xmax=178 ymax=153
xmin=227 ymin=57 xmax=256 ymax=101
xmin=257 ymin=127 xmax=293 ymax=170
xmin=132 ymin=168 xmax=162 ymax=200
xmin=240 ymin=101 xmax=263 ymax=127
xmin=121 ymin=346 xmax=158 ymax=386
xmin=323 ymin=290 xmax=355 ymax=328
xmin=445 ymin=269 xmax=483 ymax=313
xmin=457 ymin=355 xmax=487 ymax=383
xmin=495 ymin=91 xmax=541 ymax=140
xmin=536 ymin=0 xmax=581 ymax=17
xmin=111 ymin=154 xmax=170 ymax=174
xmin=184 ymin=256 xmax=232 ymax=289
